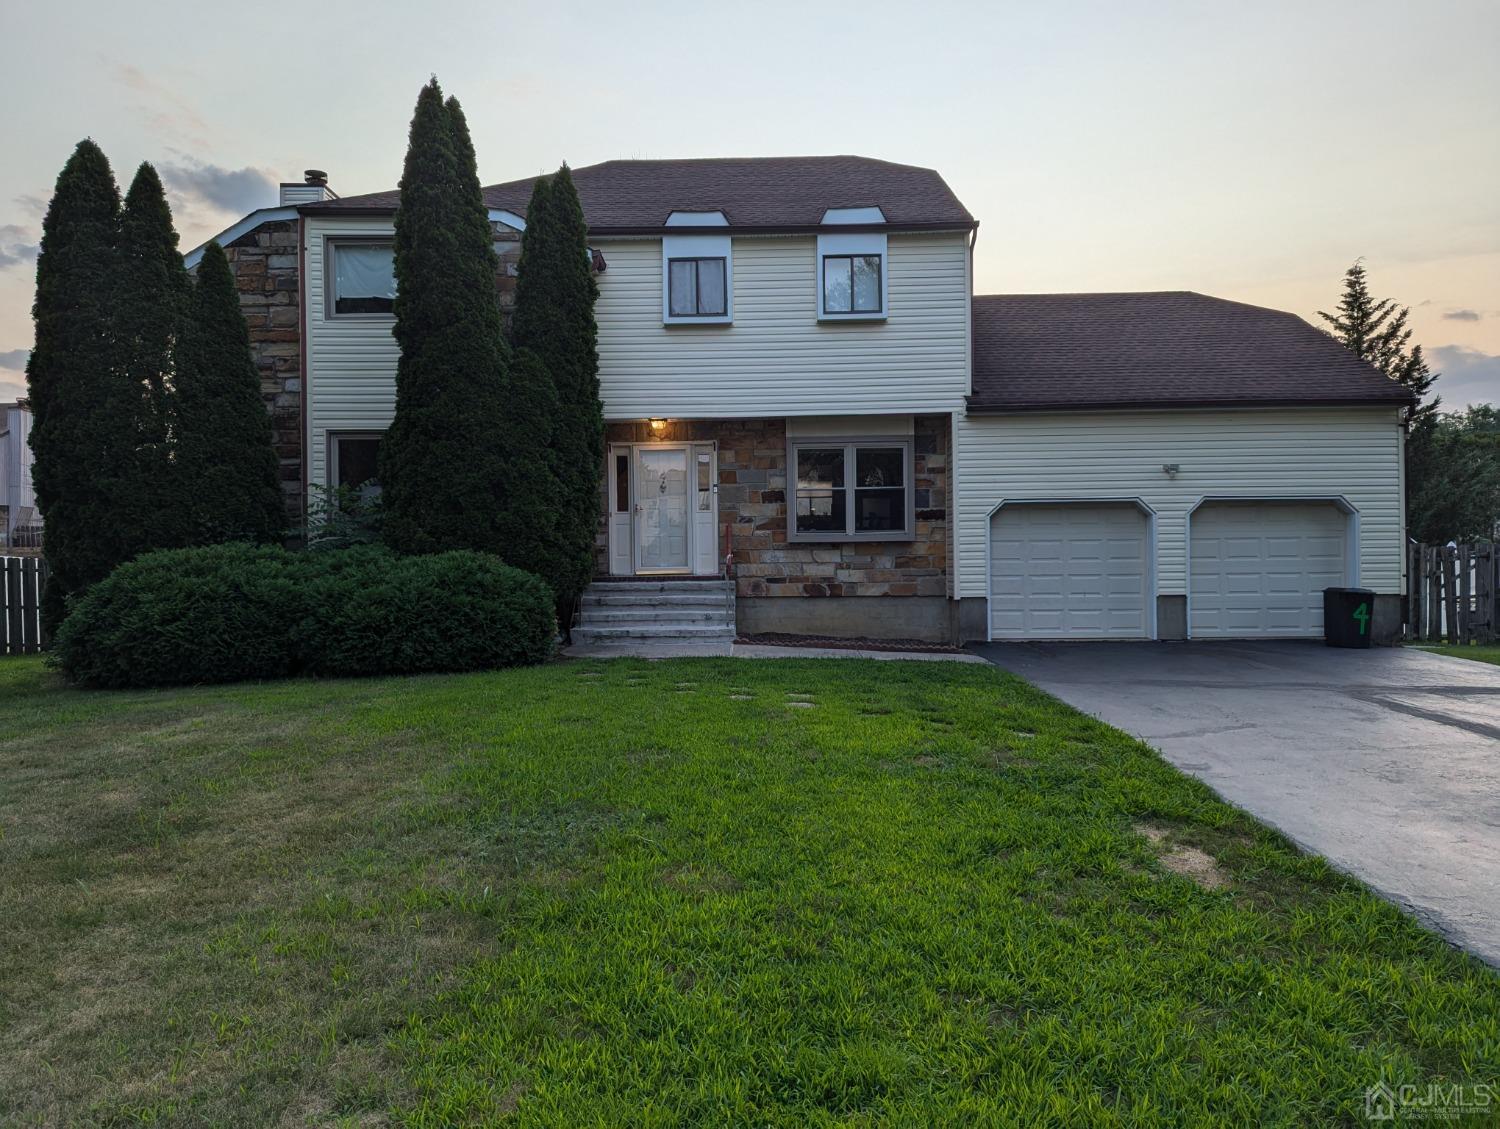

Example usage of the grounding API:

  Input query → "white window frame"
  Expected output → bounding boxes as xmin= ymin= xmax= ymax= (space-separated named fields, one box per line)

xmin=662 ymin=233 xmax=732 ymax=325
xmin=325 ymin=238 xmax=396 ymax=320
xmin=787 ymin=435 xmax=914 ymax=543
xmin=816 ymin=232 xmax=888 ymax=321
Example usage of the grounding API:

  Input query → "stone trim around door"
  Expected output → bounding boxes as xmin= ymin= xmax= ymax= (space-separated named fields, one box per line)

xmin=595 ymin=415 xmax=953 ymax=641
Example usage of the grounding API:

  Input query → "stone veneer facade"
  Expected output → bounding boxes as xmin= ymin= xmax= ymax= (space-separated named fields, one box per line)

xmin=600 ymin=415 xmax=955 ymax=640
xmin=222 ymin=220 xmax=304 ymax=521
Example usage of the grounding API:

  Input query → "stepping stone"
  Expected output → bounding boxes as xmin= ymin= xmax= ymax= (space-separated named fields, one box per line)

xmin=785 ymin=701 xmax=816 ymax=709
xmin=729 ymin=694 xmax=753 ymax=701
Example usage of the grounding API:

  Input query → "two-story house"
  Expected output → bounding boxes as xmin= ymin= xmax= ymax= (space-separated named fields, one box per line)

xmin=188 ymin=155 xmax=1411 ymax=645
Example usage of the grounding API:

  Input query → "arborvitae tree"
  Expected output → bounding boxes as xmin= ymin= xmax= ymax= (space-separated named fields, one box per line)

xmin=25 ymin=140 xmax=132 ymax=632
xmin=511 ymin=164 xmax=603 ymax=619
xmin=492 ymin=346 xmax=563 ymax=583
xmin=117 ymin=162 xmax=192 ymax=547
xmin=1319 ymin=260 xmax=1440 ymax=425
xmin=378 ymin=78 xmax=512 ymax=554
xmin=176 ymin=241 xmax=285 ymax=544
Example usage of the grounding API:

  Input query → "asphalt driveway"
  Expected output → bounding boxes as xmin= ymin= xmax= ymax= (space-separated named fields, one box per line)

xmin=974 ymin=640 xmax=1500 ymax=966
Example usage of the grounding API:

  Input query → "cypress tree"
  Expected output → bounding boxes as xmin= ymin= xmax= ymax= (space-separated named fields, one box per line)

xmin=512 ymin=164 xmax=603 ymax=619
xmin=176 ymin=241 xmax=285 ymax=544
xmin=117 ymin=162 xmax=192 ymax=548
xmin=492 ymin=346 xmax=563 ymax=585
xmin=378 ymin=78 xmax=512 ymax=554
xmin=25 ymin=140 xmax=131 ymax=632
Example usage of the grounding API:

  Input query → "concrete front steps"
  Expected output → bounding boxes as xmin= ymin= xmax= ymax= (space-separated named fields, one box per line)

xmin=571 ymin=578 xmax=737 ymax=644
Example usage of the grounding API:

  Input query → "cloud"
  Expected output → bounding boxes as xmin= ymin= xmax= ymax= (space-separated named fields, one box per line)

xmin=0 ymin=377 xmax=25 ymax=403
xmin=1442 ymin=309 xmax=1482 ymax=321
xmin=1431 ymin=345 xmax=1500 ymax=409
xmin=112 ymin=63 xmax=210 ymax=148
xmin=0 ymin=224 xmax=39 ymax=270
xmin=159 ymin=158 xmax=276 ymax=217
xmin=0 ymin=349 xmax=30 ymax=372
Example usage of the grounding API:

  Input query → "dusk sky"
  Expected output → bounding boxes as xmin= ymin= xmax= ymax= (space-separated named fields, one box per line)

xmin=1 ymin=0 xmax=1495 ymax=407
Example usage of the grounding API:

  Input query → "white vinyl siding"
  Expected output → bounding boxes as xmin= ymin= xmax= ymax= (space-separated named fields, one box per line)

xmin=595 ymin=232 xmax=969 ymax=418
xmin=305 ymin=216 xmax=402 ymax=488
xmin=955 ymin=407 xmax=1404 ymax=599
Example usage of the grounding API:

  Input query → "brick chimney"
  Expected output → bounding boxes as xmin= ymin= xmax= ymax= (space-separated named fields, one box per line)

xmin=278 ymin=169 xmax=332 ymax=207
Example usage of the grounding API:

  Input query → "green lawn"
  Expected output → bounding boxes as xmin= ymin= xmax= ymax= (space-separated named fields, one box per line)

xmin=1417 ymin=643 xmax=1500 ymax=666
xmin=1 ymin=655 xmax=1496 ymax=1126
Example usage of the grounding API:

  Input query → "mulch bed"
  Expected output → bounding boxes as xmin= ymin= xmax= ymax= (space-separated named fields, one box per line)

xmin=735 ymin=632 xmax=965 ymax=654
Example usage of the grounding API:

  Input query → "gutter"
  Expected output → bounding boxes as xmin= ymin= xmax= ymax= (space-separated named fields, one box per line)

xmin=964 ymin=395 xmax=1418 ymax=414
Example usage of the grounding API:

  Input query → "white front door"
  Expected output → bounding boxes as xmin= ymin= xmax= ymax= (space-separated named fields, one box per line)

xmin=635 ymin=447 xmax=691 ymax=572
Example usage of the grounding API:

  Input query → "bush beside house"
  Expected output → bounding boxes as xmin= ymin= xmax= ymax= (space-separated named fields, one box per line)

xmin=54 ymin=544 xmax=556 ymax=688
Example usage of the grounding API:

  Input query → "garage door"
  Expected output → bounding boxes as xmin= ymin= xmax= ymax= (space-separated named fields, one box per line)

xmin=989 ymin=503 xmax=1150 ymax=639
xmin=1189 ymin=502 xmax=1348 ymax=638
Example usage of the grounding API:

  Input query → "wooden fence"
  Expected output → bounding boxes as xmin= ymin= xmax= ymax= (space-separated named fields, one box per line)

xmin=2 ymin=555 xmax=47 ymax=655
xmin=1407 ymin=542 xmax=1498 ymax=644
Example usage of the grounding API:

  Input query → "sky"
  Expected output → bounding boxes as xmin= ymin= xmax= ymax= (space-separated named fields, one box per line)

xmin=0 ymin=0 xmax=1496 ymax=407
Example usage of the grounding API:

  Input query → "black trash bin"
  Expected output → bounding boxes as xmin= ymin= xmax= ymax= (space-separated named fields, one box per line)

xmin=1324 ymin=587 xmax=1375 ymax=648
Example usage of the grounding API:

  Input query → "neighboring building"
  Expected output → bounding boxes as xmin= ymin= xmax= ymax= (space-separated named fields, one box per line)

xmin=187 ymin=157 xmax=1411 ymax=644
xmin=0 ymin=402 xmax=41 ymax=551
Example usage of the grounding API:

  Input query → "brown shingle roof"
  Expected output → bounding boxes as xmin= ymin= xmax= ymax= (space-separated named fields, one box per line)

xmin=969 ymin=292 xmax=1414 ymax=412
xmin=305 ymin=155 xmax=974 ymax=232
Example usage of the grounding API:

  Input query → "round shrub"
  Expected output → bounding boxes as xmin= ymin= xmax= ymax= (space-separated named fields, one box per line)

xmin=299 ymin=551 xmax=556 ymax=677
xmin=53 ymin=543 xmax=305 ymax=688
xmin=53 ymin=544 xmax=556 ymax=688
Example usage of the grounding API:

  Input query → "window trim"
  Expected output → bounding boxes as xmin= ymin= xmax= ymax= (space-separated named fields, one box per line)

xmin=662 ymin=232 xmax=732 ymax=325
xmin=666 ymin=256 xmax=729 ymax=318
xmin=325 ymin=238 xmax=397 ymax=321
xmin=327 ymin=430 xmax=384 ymax=497
xmin=820 ymin=253 xmax=883 ymax=316
xmin=816 ymin=232 xmax=888 ymax=321
xmin=786 ymin=435 xmax=915 ymax=543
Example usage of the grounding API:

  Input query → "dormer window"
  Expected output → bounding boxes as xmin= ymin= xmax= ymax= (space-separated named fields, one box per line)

xmin=662 ymin=233 xmax=732 ymax=324
xmin=816 ymin=233 xmax=888 ymax=321
xmin=668 ymin=257 xmax=727 ymax=317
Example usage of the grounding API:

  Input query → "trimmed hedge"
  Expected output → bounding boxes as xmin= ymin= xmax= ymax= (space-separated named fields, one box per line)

xmin=53 ymin=544 xmax=556 ymax=688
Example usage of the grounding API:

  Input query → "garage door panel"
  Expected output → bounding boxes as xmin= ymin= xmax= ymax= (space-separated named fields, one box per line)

xmin=990 ymin=503 xmax=1149 ymax=640
xmin=1190 ymin=502 xmax=1347 ymax=639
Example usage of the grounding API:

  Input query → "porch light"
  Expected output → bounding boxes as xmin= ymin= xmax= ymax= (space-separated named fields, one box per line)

xmin=649 ymin=418 xmax=668 ymax=433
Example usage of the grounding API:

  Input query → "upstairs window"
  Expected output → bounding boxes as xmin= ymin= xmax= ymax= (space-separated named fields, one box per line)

xmin=816 ymin=232 xmax=888 ymax=320
xmin=822 ymin=254 xmax=882 ymax=315
xmin=789 ymin=438 xmax=912 ymax=541
xmin=668 ymin=257 xmax=727 ymax=318
xmin=330 ymin=242 xmax=396 ymax=315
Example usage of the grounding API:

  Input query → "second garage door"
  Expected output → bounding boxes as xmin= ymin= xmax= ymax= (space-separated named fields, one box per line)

xmin=990 ymin=503 xmax=1150 ymax=639
xmin=1189 ymin=501 xmax=1348 ymax=638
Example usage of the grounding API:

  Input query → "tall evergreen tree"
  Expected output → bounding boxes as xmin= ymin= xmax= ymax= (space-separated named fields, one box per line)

xmin=176 ymin=241 xmax=285 ymax=544
xmin=493 ymin=346 xmax=563 ymax=582
xmin=25 ymin=140 xmax=133 ymax=631
xmin=1319 ymin=260 xmax=1440 ymax=425
xmin=1321 ymin=259 xmax=1448 ymax=541
xmin=117 ymin=162 xmax=192 ymax=546
xmin=378 ymin=78 xmax=512 ymax=554
xmin=511 ymin=164 xmax=603 ymax=619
